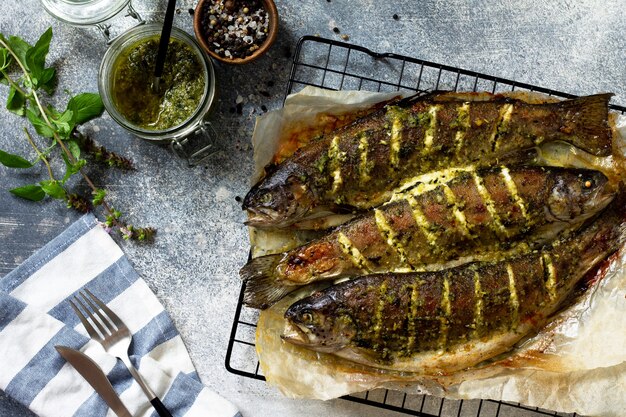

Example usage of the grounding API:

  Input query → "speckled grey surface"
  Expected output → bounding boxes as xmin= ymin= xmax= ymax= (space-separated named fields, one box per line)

xmin=0 ymin=1 xmax=624 ymax=416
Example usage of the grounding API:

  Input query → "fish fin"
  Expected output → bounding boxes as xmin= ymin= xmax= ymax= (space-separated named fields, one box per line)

xmin=395 ymin=90 xmax=450 ymax=107
xmin=240 ymin=254 xmax=294 ymax=309
xmin=557 ymin=93 xmax=613 ymax=157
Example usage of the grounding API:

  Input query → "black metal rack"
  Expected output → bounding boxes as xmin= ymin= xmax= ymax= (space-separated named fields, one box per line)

xmin=225 ymin=35 xmax=625 ymax=417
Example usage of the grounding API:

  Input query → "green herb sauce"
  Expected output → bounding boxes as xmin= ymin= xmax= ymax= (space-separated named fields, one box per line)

xmin=111 ymin=36 xmax=206 ymax=131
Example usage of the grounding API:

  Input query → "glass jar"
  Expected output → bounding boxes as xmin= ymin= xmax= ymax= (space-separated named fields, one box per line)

xmin=98 ymin=24 xmax=217 ymax=166
xmin=40 ymin=0 xmax=144 ymax=43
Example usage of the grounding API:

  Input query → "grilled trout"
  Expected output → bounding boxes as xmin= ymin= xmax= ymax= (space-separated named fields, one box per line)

xmin=243 ymin=92 xmax=613 ymax=228
xmin=281 ymin=195 xmax=626 ymax=374
xmin=241 ymin=167 xmax=614 ymax=309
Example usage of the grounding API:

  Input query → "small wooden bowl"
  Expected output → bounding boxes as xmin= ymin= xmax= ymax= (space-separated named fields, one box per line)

xmin=193 ymin=0 xmax=279 ymax=65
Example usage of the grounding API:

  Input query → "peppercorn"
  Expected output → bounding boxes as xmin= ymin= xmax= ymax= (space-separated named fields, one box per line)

xmin=200 ymin=0 xmax=270 ymax=59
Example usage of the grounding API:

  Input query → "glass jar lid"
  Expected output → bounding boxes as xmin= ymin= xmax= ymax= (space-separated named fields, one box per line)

xmin=40 ymin=0 xmax=130 ymax=26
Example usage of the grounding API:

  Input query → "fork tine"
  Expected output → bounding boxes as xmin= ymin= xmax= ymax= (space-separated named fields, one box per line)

xmin=84 ymin=288 xmax=125 ymax=330
xmin=79 ymin=291 xmax=116 ymax=332
xmin=69 ymin=299 xmax=104 ymax=342
xmin=74 ymin=295 xmax=111 ymax=338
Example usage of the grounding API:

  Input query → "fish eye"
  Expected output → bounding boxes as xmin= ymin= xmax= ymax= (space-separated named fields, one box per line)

xmin=301 ymin=310 xmax=313 ymax=323
xmin=260 ymin=192 xmax=273 ymax=204
xmin=582 ymin=178 xmax=594 ymax=189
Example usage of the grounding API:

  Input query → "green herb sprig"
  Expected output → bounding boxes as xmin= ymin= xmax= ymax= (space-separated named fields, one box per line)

xmin=0 ymin=28 xmax=155 ymax=241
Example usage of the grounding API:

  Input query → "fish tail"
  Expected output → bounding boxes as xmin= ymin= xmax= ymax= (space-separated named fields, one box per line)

xmin=240 ymin=254 xmax=294 ymax=309
xmin=557 ymin=93 xmax=613 ymax=156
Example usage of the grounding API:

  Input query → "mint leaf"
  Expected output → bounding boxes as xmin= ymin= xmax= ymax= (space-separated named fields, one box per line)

xmin=10 ymin=184 xmax=45 ymax=201
xmin=0 ymin=48 xmax=9 ymax=70
xmin=6 ymin=35 xmax=32 ymax=70
xmin=67 ymin=93 xmax=104 ymax=125
xmin=61 ymin=153 xmax=85 ymax=183
xmin=26 ymin=108 xmax=54 ymax=137
xmin=53 ymin=109 xmax=73 ymax=137
xmin=0 ymin=149 xmax=33 ymax=168
xmin=6 ymin=85 xmax=25 ymax=115
xmin=92 ymin=188 xmax=106 ymax=206
xmin=40 ymin=179 xmax=66 ymax=199
xmin=25 ymin=27 xmax=54 ymax=91
xmin=67 ymin=139 xmax=80 ymax=160
xmin=38 ymin=67 xmax=56 ymax=94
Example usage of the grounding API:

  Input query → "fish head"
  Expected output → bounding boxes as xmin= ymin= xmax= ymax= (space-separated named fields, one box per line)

xmin=282 ymin=292 xmax=356 ymax=352
xmin=547 ymin=170 xmax=614 ymax=222
xmin=242 ymin=163 xmax=316 ymax=228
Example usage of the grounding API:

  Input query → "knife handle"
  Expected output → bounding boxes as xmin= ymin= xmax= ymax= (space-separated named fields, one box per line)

xmin=150 ymin=396 xmax=173 ymax=417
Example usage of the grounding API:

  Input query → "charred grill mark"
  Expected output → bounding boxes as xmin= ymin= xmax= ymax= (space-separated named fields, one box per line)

xmin=423 ymin=105 xmax=440 ymax=153
xmin=390 ymin=116 xmax=403 ymax=169
xmin=472 ymin=270 xmax=484 ymax=339
xmin=491 ymin=104 xmax=514 ymax=152
xmin=374 ymin=209 xmax=414 ymax=271
xmin=328 ymin=136 xmax=343 ymax=195
xmin=541 ymin=253 xmax=557 ymax=301
xmin=442 ymin=184 xmax=472 ymax=238
xmin=500 ymin=166 xmax=529 ymax=221
xmin=473 ymin=172 xmax=508 ymax=237
xmin=406 ymin=195 xmax=438 ymax=247
xmin=439 ymin=277 xmax=452 ymax=350
xmin=358 ymin=134 xmax=371 ymax=184
xmin=506 ymin=264 xmax=520 ymax=327
xmin=337 ymin=232 xmax=373 ymax=273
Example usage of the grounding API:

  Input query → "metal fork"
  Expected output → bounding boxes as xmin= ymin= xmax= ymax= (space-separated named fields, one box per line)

xmin=70 ymin=289 xmax=173 ymax=417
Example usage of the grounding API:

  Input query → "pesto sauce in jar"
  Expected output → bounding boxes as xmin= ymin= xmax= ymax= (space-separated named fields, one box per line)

xmin=111 ymin=36 xmax=206 ymax=130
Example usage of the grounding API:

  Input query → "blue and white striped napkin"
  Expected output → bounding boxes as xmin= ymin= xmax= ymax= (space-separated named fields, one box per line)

xmin=0 ymin=214 xmax=241 ymax=417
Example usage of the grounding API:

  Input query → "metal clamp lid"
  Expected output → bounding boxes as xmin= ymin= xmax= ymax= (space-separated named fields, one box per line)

xmin=170 ymin=121 xmax=219 ymax=167
xmin=40 ymin=0 xmax=144 ymax=44
xmin=96 ymin=2 xmax=145 ymax=44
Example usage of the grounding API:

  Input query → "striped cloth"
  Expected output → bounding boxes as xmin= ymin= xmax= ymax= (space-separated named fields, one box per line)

xmin=0 ymin=214 xmax=241 ymax=417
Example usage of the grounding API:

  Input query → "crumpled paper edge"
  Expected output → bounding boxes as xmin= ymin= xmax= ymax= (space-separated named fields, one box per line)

xmin=250 ymin=87 xmax=400 ymax=182
xmin=248 ymin=86 xmax=626 ymax=417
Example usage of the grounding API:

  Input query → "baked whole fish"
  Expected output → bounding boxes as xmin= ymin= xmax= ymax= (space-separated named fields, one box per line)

xmin=243 ymin=92 xmax=613 ymax=228
xmin=241 ymin=166 xmax=614 ymax=309
xmin=281 ymin=195 xmax=626 ymax=374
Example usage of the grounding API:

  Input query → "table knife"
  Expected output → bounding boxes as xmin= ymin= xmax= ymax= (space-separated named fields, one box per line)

xmin=55 ymin=346 xmax=132 ymax=417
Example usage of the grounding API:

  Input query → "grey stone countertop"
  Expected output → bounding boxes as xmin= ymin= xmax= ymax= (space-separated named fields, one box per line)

xmin=0 ymin=1 xmax=624 ymax=416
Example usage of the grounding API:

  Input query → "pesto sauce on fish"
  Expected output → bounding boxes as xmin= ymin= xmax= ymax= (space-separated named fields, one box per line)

xmin=241 ymin=167 xmax=614 ymax=309
xmin=242 ymin=92 xmax=613 ymax=229
xmin=282 ymin=196 xmax=625 ymax=373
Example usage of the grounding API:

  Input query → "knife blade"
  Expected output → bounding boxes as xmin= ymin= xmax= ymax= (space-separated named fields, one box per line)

xmin=55 ymin=346 xmax=132 ymax=417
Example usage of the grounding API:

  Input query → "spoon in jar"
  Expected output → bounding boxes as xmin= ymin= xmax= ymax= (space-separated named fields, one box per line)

xmin=152 ymin=0 xmax=178 ymax=93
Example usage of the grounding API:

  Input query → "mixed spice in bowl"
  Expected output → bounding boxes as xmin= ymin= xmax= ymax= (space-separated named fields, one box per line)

xmin=193 ymin=0 xmax=278 ymax=64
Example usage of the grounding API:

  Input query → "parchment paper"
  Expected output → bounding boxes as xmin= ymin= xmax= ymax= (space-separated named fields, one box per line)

xmin=247 ymin=86 xmax=626 ymax=417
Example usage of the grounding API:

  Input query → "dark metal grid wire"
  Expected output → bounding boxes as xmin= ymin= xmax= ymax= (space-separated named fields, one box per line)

xmin=226 ymin=35 xmax=625 ymax=417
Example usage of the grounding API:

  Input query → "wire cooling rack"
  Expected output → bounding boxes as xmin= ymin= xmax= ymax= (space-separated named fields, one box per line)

xmin=225 ymin=35 xmax=626 ymax=417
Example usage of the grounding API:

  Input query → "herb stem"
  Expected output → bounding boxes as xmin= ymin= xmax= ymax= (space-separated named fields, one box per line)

xmin=0 ymin=37 xmax=57 ymax=139
xmin=23 ymin=127 xmax=54 ymax=179
xmin=0 ymin=37 xmax=30 ymax=82
xmin=1 ymin=29 xmax=153 ymax=240
xmin=1 ymin=37 xmax=117 ymax=220
xmin=0 ymin=69 xmax=28 ymax=97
